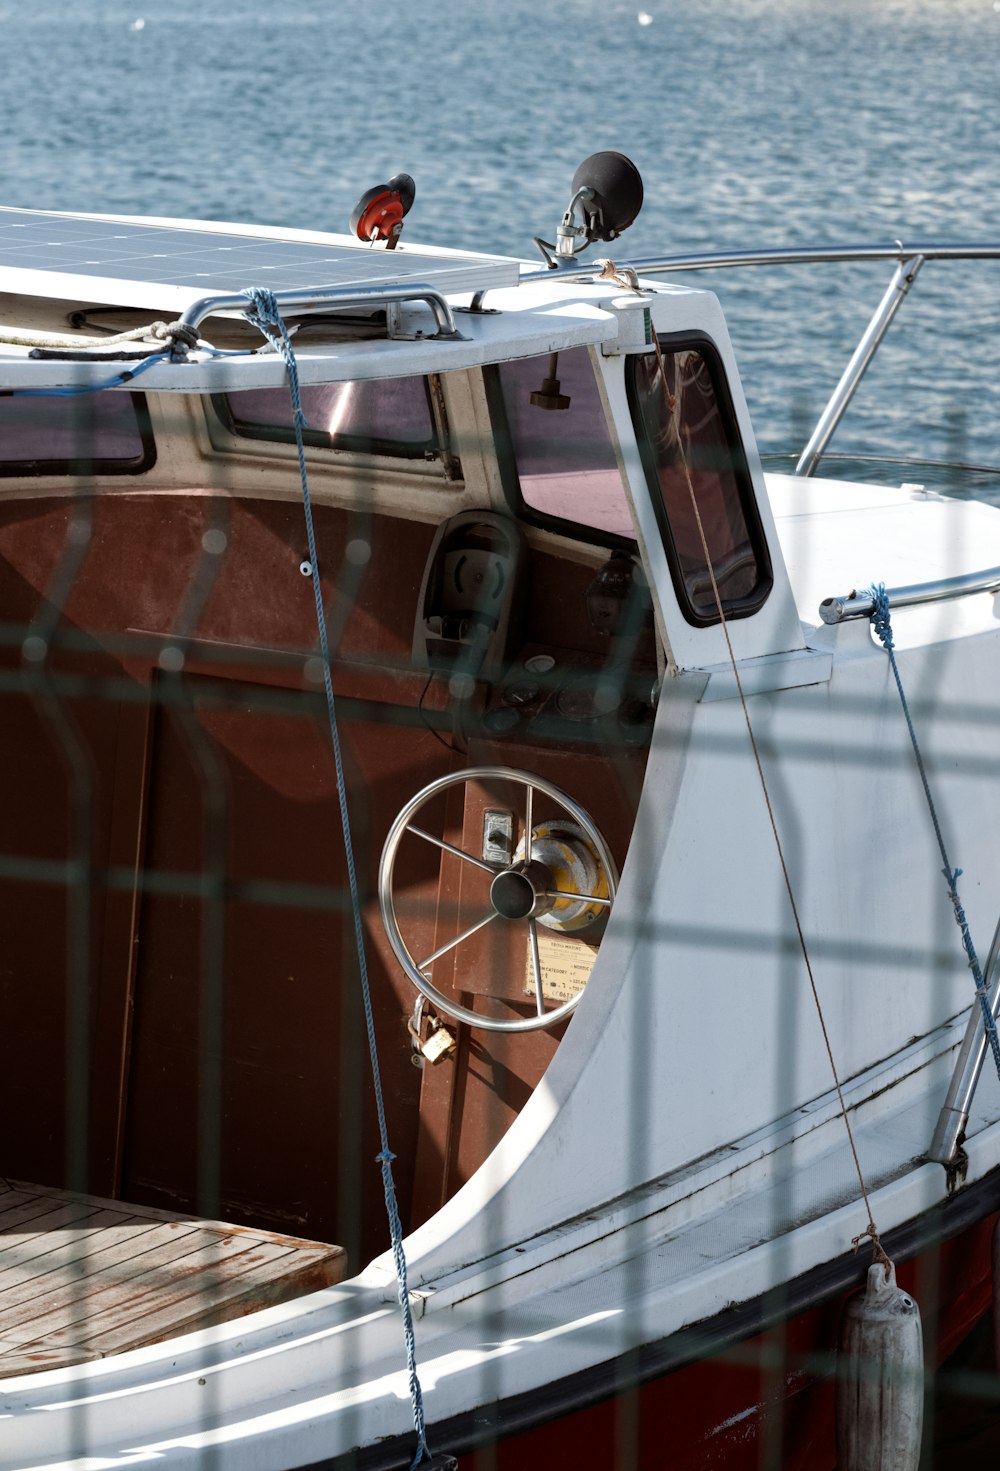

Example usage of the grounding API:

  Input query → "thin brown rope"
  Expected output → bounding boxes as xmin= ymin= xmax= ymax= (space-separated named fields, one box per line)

xmin=646 ymin=326 xmax=891 ymax=1276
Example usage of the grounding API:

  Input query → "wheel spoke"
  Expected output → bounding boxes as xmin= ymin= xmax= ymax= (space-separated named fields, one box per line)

xmin=407 ymin=824 xmax=498 ymax=875
xmin=544 ymin=890 xmax=613 ymax=907
xmin=525 ymin=784 xmax=534 ymax=859
xmin=417 ymin=910 xmax=499 ymax=974
xmin=527 ymin=919 xmax=545 ymax=1015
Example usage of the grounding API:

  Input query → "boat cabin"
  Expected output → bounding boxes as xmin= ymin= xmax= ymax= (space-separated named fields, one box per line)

xmin=0 ymin=200 xmax=803 ymax=1275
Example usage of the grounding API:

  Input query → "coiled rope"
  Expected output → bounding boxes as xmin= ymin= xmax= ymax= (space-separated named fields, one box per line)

xmin=239 ymin=286 xmax=434 ymax=1471
xmin=868 ymin=582 xmax=1000 ymax=1076
xmin=7 ymin=318 xmax=200 ymax=354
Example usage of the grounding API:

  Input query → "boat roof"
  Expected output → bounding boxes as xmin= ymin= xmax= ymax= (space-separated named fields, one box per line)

xmin=0 ymin=208 xmax=712 ymax=391
xmin=0 ymin=207 xmax=520 ymax=311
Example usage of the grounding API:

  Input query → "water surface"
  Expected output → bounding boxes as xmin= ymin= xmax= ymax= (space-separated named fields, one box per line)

xmin=1 ymin=0 xmax=998 ymax=469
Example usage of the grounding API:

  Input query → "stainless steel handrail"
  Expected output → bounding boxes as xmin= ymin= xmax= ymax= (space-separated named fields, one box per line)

xmin=178 ymin=281 xmax=464 ymax=340
xmin=519 ymin=242 xmax=1000 ymax=478
xmin=793 ymin=255 xmax=924 ymax=477
xmin=819 ymin=567 xmax=1000 ymax=625
xmin=928 ymin=909 xmax=1000 ymax=1169
xmin=763 ymin=451 xmax=1000 ymax=476
xmin=520 ymin=241 xmax=1000 ymax=280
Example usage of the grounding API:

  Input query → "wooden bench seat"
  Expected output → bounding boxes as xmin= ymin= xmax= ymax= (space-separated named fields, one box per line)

xmin=0 ymin=1180 xmax=347 ymax=1376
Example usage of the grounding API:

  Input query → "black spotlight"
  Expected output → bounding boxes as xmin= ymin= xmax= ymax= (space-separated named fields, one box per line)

xmin=554 ymin=152 xmax=644 ymax=260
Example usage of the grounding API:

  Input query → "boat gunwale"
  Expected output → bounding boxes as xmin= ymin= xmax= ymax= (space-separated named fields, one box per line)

xmin=312 ymin=1161 xmax=1000 ymax=1471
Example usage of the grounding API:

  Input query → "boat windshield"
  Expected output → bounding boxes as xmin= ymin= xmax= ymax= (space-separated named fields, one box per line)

xmin=493 ymin=347 xmax=635 ymax=542
xmin=215 ymin=376 xmax=440 ymax=459
xmin=626 ymin=340 xmax=772 ymax=625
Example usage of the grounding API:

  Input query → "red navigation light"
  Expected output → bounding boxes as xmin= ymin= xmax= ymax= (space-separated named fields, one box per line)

xmin=349 ymin=173 xmax=416 ymax=250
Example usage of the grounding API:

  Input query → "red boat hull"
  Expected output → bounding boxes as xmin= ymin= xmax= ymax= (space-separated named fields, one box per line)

xmin=448 ymin=1212 xmax=997 ymax=1471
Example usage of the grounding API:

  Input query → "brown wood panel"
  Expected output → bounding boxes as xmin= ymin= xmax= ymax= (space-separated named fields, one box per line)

xmin=118 ymin=665 xmax=451 ymax=1261
xmin=0 ymin=492 xmax=453 ymax=1258
xmin=0 ymin=662 xmax=124 ymax=1190
xmin=91 ymin=677 xmax=156 ymax=1198
xmin=0 ymin=486 xmax=654 ymax=1263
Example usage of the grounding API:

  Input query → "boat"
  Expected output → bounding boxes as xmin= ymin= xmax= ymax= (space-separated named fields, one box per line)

xmin=1 ymin=152 xmax=1000 ymax=1469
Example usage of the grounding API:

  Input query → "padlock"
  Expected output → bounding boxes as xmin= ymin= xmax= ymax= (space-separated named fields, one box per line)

xmin=421 ymin=1024 xmax=456 ymax=1064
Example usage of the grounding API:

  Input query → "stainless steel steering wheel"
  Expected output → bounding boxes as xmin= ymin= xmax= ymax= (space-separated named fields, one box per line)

xmin=378 ymin=766 xmax=618 ymax=1033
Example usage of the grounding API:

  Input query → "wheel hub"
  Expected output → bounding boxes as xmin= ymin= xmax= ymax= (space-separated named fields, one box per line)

xmin=490 ymin=861 xmax=553 ymax=921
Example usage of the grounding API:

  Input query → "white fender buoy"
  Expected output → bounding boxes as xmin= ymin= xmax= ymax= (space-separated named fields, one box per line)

xmin=836 ymin=1261 xmax=923 ymax=1471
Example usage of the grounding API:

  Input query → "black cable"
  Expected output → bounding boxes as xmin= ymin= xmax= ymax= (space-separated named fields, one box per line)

xmin=418 ymin=671 xmax=456 ymax=753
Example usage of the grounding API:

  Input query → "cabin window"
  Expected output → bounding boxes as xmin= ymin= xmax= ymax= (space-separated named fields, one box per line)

xmin=626 ymin=338 xmax=772 ymax=625
xmin=216 ymin=375 xmax=440 ymax=459
xmin=491 ymin=347 xmax=635 ymax=544
xmin=0 ymin=391 xmax=154 ymax=476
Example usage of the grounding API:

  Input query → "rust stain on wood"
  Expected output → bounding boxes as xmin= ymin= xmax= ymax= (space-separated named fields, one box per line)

xmin=0 ymin=1180 xmax=346 ymax=1377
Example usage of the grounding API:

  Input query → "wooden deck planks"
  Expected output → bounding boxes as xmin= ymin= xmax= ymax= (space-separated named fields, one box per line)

xmin=0 ymin=1209 xmax=158 ymax=1302
xmin=0 ymin=1180 xmax=346 ymax=1377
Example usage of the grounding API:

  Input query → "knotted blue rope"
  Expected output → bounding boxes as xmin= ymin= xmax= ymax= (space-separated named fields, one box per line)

xmin=869 ymin=582 xmax=1000 ymax=1077
xmin=241 ymin=286 xmax=433 ymax=1470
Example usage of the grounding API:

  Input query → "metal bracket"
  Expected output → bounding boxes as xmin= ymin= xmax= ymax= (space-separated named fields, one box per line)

xmin=482 ymin=809 xmax=514 ymax=865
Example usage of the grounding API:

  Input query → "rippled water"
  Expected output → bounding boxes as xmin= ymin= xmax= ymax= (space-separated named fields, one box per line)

xmin=2 ymin=0 xmax=999 ymax=472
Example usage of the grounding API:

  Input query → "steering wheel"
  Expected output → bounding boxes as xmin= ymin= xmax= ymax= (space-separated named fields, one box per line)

xmin=378 ymin=766 xmax=618 ymax=1033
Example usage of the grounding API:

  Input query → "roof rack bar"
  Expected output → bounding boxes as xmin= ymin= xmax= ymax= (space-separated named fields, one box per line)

xmin=819 ymin=565 xmax=1000 ymax=625
xmin=794 ymin=255 xmax=925 ymax=478
xmin=519 ymin=241 xmax=1000 ymax=282
xmin=178 ymin=281 xmax=464 ymax=340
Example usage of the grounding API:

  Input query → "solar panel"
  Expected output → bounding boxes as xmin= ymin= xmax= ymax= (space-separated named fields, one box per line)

xmin=0 ymin=207 xmax=520 ymax=311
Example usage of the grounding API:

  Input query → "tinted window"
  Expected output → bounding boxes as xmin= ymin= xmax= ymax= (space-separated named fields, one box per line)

xmin=0 ymin=391 xmax=154 ymax=476
xmin=219 ymin=376 xmax=438 ymax=459
xmin=495 ymin=348 xmax=634 ymax=540
xmin=627 ymin=342 xmax=771 ymax=625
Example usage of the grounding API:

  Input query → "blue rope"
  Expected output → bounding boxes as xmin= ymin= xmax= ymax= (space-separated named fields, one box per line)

xmin=868 ymin=583 xmax=1000 ymax=1077
xmin=7 ymin=349 xmax=173 ymax=396
xmin=239 ymin=287 xmax=433 ymax=1471
xmin=5 ymin=338 xmax=267 ymax=400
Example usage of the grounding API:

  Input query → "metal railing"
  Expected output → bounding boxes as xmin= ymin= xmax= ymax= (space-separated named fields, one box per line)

xmin=928 ymin=908 xmax=1000 ymax=1169
xmin=178 ymin=280 xmax=464 ymax=340
xmin=521 ymin=241 xmax=1000 ymax=478
xmin=819 ymin=567 xmax=1000 ymax=625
